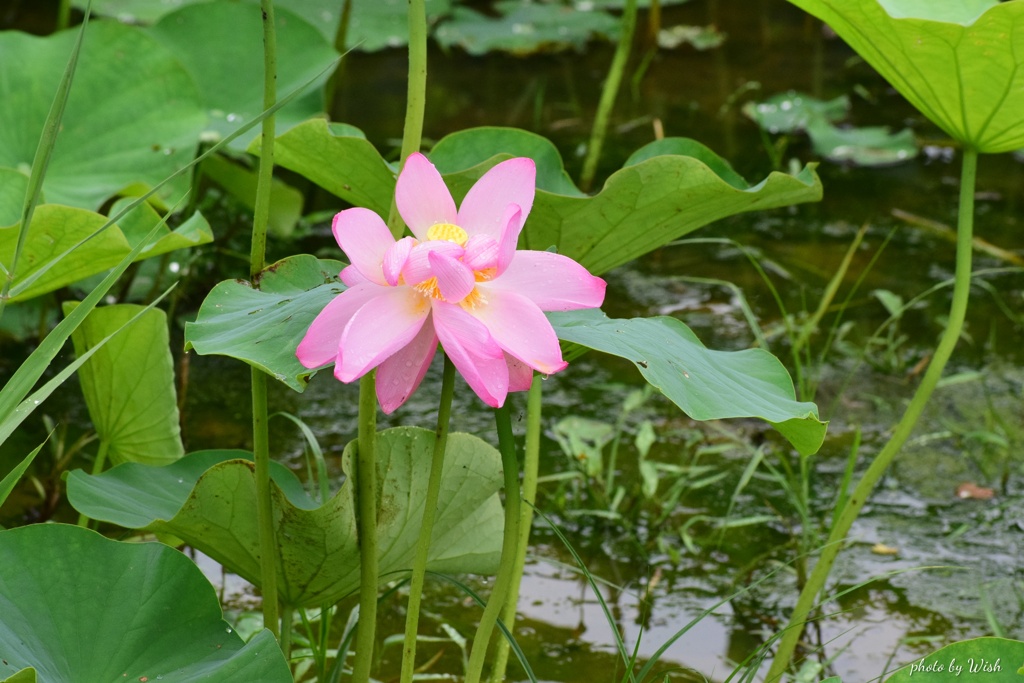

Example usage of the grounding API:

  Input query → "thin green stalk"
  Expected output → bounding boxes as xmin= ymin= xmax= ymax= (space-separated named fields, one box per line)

xmin=764 ymin=147 xmax=979 ymax=681
xmin=386 ymin=0 xmax=429 ymax=238
xmin=322 ymin=0 xmax=352 ymax=117
xmin=579 ymin=0 xmax=637 ymax=192
xmin=252 ymin=372 xmax=279 ymax=636
xmin=0 ymin=2 xmax=90 ymax=322
xmin=489 ymin=377 xmax=543 ymax=683
xmin=252 ymin=0 xmax=280 ymax=640
xmin=250 ymin=0 xmax=277 ymax=280
xmin=281 ymin=606 xmax=293 ymax=662
xmin=57 ymin=0 xmax=72 ymax=31
xmin=399 ymin=355 xmax=457 ymax=683
xmin=75 ymin=439 xmax=108 ymax=527
xmin=791 ymin=222 xmax=869 ymax=357
xmin=351 ymin=372 xmax=379 ymax=683
xmin=465 ymin=403 xmax=522 ymax=683
xmin=352 ymin=1 xmax=428 ymax=677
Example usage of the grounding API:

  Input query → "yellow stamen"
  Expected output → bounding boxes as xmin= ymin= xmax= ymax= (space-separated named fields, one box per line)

xmin=413 ymin=276 xmax=443 ymax=300
xmin=426 ymin=222 xmax=469 ymax=246
xmin=460 ymin=287 xmax=486 ymax=310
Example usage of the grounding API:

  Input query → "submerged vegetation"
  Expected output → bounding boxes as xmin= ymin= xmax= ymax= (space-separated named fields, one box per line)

xmin=1 ymin=0 xmax=1023 ymax=682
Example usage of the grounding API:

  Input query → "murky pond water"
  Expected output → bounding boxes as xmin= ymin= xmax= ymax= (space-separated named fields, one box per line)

xmin=3 ymin=0 xmax=1024 ymax=681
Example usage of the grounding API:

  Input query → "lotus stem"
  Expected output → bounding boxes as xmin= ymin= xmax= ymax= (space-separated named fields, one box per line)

xmin=251 ymin=0 xmax=280 ymax=640
xmin=764 ymin=147 xmax=978 ymax=681
xmin=280 ymin=606 xmax=293 ymax=661
xmin=362 ymin=0 xmax=427 ymax=675
xmin=465 ymin=402 xmax=522 ymax=683
xmin=56 ymin=0 xmax=71 ymax=31
xmin=579 ymin=0 xmax=638 ymax=192
xmin=323 ymin=0 xmax=352 ymax=117
xmin=351 ymin=372 xmax=380 ymax=682
xmin=489 ymin=376 xmax=543 ymax=683
xmin=387 ymin=0 xmax=429 ymax=238
xmin=250 ymin=0 xmax=277 ymax=279
xmin=75 ymin=439 xmax=109 ymax=528
xmin=399 ymin=355 xmax=456 ymax=683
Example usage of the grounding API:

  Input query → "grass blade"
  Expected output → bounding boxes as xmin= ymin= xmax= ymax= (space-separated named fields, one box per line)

xmin=0 ymin=0 xmax=92 ymax=319
xmin=529 ymin=504 xmax=638 ymax=683
xmin=0 ymin=285 xmax=174 ymax=446
xmin=426 ymin=571 xmax=538 ymax=683
xmin=0 ymin=440 xmax=48 ymax=510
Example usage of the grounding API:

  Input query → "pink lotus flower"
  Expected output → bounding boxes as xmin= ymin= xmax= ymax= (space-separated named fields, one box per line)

xmin=296 ymin=152 xmax=606 ymax=413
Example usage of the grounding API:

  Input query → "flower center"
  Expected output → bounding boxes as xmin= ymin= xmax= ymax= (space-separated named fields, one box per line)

xmin=426 ymin=222 xmax=468 ymax=246
xmin=413 ymin=276 xmax=443 ymax=300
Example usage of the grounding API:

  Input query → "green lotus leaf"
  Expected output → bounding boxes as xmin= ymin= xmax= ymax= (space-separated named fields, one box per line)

xmin=435 ymin=2 xmax=619 ymax=56
xmin=621 ymin=137 xmax=749 ymax=189
xmin=73 ymin=0 xmax=209 ymax=23
xmin=0 ymin=20 xmax=205 ymax=210
xmin=429 ymin=127 xmax=585 ymax=196
xmin=582 ymin=0 xmax=691 ymax=7
xmin=146 ymin=2 xmax=340 ymax=151
xmin=64 ymin=302 xmax=184 ymax=467
xmin=269 ymin=124 xmax=822 ymax=276
xmin=75 ymin=0 xmax=453 ymax=49
xmin=743 ymin=91 xmax=918 ymax=166
xmin=0 ymin=524 xmax=292 ymax=682
xmin=66 ymin=430 xmax=505 ymax=607
xmin=260 ymin=119 xmax=396 ymax=218
xmin=0 ymin=168 xmax=29 ymax=228
xmin=1 ymin=667 xmax=34 ymax=683
xmin=346 ymin=0 xmax=454 ymax=51
xmin=549 ymin=308 xmax=827 ymax=456
xmin=106 ymin=198 xmax=214 ymax=259
xmin=0 ymin=203 xmax=212 ymax=303
xmin=806 ymin=118 xmax=918 ymax=166
xmin=742 ymin=91 xmax=850 ymax=135
xmin=0 ymin=206 xmax=129 ymax=302
xmin=201 ymin=154 xmax=303 ymax=238
xmin=787 ymin=0 xmax=1024 ymax=153
xmin=510 ymin=148 xmax=821 ymax=275
xmin=184 ymin=254 xmax=346 ymax=391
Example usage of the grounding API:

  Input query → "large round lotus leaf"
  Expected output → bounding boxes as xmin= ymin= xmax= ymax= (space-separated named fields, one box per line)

xmin=72 ymin=0 xmax=209 ymax=24
xmin=0 ymin=202 xmax=212 ymax=303
xmin=0 ymin=524 xmax=292 ymax=682
xmin=184 ymin=254 xmax=346 ymax=392
xmin=787 ymin=0 xmax=1024 ymax=153
xmin=435 ymin=2 xmax=619 ymax=55
xmin=0 ymin=206 xmax=130 ymax=301
xmin=0 ymin=168 xmax=28 ymax=228
xmin=0 ymin=21 xmax=205 ymax=210
xmin=549 ymin=309 xmax=827 ymax=456
xmin=345 ymin=0 xmax=454 ymax=51
xmin=75 ymin=0 xmax=453 ymax=49
xmin=268 ymin=124 xmax=823 ymax=276
xmin=64 ymin=302 xmax=184 ymax=467
xmin=146 ymin=2 xmax=339 ymax=150
xmin=67 ymin=431 xmax=506 ymax=608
